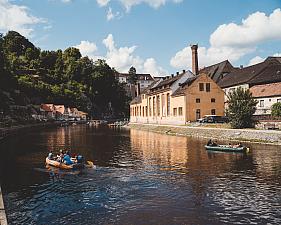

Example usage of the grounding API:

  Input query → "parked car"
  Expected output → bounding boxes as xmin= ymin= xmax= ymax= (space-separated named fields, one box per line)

xmin=197 ymin=115 xmax=229 ymax=123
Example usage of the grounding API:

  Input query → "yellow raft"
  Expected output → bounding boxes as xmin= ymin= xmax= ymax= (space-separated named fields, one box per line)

xmin=46 ymin=157 xmax=94 ymax=170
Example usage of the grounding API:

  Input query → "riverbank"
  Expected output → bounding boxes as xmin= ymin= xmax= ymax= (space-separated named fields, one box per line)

xmin=0 ymin=122 xmax=60 ymax=142
xmin=0 ymin=187 xmax=7 ymax=225
xmin=129 ymin=123 xmax=281 ymax=145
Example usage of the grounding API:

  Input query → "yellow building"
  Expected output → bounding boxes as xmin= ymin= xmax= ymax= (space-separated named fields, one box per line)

xmin=130 ymin=72 xmax=225 ymax=125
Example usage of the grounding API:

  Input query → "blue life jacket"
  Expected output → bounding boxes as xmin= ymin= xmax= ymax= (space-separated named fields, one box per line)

xmin=63 ymin=155 xmax=73 ymax=165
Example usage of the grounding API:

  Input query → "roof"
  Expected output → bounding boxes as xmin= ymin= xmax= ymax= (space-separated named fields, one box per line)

xmin=172 ymin=76 xmax=197 ymax=96
xmin=41 ymin=104 xmax=53 ymax=112
xmin=150 ymin=72 xmax=184 ymax=91
xmin=250 ymin=82 xmax=281 ymax=98
xmin=118 ymin=73 xmax=154 ymax=81
xmin=199 ymin=60 xmax=235 ymax=83
xmin=218 ymin=58 xmax=281 ymax=88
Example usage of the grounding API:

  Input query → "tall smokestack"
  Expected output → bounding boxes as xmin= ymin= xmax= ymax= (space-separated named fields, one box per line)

xmin=191 ymin=44 xmax=199 ymax=75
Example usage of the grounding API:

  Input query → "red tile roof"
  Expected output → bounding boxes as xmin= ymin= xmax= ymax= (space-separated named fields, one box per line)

xmin=250 ymin=82 xmax=281 ymax=98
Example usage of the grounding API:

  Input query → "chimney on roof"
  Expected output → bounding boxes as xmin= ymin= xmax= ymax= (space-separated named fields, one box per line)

xmin=171 ymin=74 xmax=174 ymax=77
xmin=182 ymin=69 xmax=186 ymax=73
xmin=176 ymin=71 xmax=179 ymax=75
xmin=240 ymin=65 xmax=244 ymax=69
xmin=191 ymin=44 xmax=199 ymax=75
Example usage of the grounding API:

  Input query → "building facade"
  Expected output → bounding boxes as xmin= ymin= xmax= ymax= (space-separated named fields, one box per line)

xmin=130 ymin=73 xmax=225 ymax=125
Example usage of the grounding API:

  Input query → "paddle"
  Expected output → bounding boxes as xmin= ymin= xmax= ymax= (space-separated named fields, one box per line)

xmin=85 ymin=160 xmax=96 ymax=169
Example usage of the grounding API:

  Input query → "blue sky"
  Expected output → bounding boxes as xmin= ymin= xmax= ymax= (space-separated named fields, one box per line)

xmin=1 ymin=0 xmax=281 ymax=76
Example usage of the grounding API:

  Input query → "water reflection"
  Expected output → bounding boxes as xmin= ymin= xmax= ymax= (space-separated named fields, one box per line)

xmin=0 ymin=126 xmax=280 ymax=225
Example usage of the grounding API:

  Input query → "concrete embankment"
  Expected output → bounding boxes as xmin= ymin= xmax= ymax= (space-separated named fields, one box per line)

xmin=0 ymin=122 xmax=60 ymax=142
xmin=0 ymin=187 xmax=7 ymax=225
xmin=129 ymin=123 xmax=281 ymax=145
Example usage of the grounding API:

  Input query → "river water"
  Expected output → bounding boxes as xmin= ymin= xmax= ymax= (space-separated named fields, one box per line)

xmin=0 ymin=125 xmax=280 ymax=225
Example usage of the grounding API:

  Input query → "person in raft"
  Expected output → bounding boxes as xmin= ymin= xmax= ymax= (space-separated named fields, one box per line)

xmin=63 ymin=151 xmax=73 ymax=165
xmin=56 ymin=150 xmax=65 ymax=162
xmin=48 ymin=150 xmax=54 ymax=160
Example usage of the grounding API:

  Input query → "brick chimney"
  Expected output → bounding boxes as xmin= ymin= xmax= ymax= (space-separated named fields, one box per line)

xmin=191 ymin=44 xmax=199 ymax=75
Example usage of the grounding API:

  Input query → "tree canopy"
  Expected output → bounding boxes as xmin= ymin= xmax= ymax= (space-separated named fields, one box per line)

xmin=271 ymin=102 xmax=281 ymax=117
xmin=0 ymin=31 xmax=130 ymax=120
xmin=128 ymin=66 xmax=137 ymax=84
xmin=226 ymin=87 xmax=258 ymax=129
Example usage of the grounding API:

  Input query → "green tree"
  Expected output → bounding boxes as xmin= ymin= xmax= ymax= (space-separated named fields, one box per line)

xmin=128 ymin=66 xmax=137 ymax=84
xmin=271 ymin=102 xmax=281 ymax=117
xmin=226 ymin=87 xmax=258 ymax=128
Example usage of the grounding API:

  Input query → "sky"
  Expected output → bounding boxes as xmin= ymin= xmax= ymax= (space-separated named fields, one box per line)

xmin=0 ymin=0 xmax=281 ymax=76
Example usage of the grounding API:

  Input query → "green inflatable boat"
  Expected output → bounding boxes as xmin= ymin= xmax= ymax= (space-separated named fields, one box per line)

xmin=205 ymin=145 xmax=249 ymax=153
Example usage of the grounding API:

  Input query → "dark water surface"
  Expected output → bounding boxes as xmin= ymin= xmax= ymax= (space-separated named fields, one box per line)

xmin=0 ymin=125 xmax=281 ymax=225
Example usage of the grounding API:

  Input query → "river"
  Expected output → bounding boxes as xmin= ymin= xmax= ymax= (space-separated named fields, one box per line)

xmin=0 ymin=125 xmax=280 ymax=225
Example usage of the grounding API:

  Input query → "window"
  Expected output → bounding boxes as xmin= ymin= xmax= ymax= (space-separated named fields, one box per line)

xmin=206 ymin=83 xmax=210 ymax=92
xmin=196 ymin=98 xmax=200 ymax=103
xmin=278 ymin=99 xmax=281 ymax=103
xmin=211 ymin=109 xmax=216 ymax=115
xmin=149 ymin=98 xmax=152 ymax=116
xmin=196 ymin=109 xmax=201 ymax=120
xmin=259 ymin=100 xmax=264 ymax=107
xmin=211 ymin=98 xmax=216 ymax=103
xmin=161 ymin=94 xmax=165 ymax=116
xmin=142 ymin=107 xmax=145 ymax=117
xmin=199 ymin=83 xmax=204 ymax=91
xmin=178 ymin=107 xmax=183 ymax=116
xmin=167 ymin=93 xmax=170 ymax=116
xmin=145 ymin=106 xmax=148 ymax=117
xmin=173 ymin=108 xmax=177 ymax=116
xmin=153 ymin=97 xmax=156 ymax=116
xmin=157 ymin=95 xmax=160 ymax=116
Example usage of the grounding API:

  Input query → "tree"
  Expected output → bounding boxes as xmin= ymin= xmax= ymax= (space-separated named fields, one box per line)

xmin=271 ymin=102 xmax=281 ymax=117
xmin=128 ymin=66 xmax=137 ymax=84
xmin=226 ymin=87 xmax=258 ymax=129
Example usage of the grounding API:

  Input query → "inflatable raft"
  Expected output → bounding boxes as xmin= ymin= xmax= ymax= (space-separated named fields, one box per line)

xmin=205 ymin=145 xmax=249 ymax=153
xmin=46 ymin=158 xmax=94 ymax=169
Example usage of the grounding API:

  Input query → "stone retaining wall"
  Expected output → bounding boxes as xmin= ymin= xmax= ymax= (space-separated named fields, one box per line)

xmin=129 ymin=123 xmax=281 ymax=145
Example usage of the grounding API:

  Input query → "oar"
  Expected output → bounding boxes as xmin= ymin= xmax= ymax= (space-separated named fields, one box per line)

xmin=85 ymin=160 xmax=95 ymax=169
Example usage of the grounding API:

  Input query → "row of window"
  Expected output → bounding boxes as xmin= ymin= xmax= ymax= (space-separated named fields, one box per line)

xmin=196 ymin=98 xmax=216 ymax=103
xmin=130 ymin=105 xmax=184 ymax=117
xmin=259 ymin=99 xmax=281 ymax=107
xmin=199 ymin=83 xmax=211 ymax=92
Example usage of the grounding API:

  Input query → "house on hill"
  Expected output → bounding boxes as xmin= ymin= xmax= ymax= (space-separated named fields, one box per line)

xmin=116 ymin=73 xmax=155 ymax=98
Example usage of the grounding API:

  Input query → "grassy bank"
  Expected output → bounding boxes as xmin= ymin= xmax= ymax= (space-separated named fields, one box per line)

xmin=129 ymin=123 xmax=281 ymax=145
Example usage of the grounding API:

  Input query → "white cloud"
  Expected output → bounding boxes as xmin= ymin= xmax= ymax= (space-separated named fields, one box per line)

xmin=170 ymin=8 xmax=281 ymax=70
xmin=106 ymin=7 xmax=121 ymax=21
xmin=61 ymin=0 xmax=72 ymax=3
xmin=210 ymin=9 xmax=281 ymax=48
xmin=96 ymin=0 xmax=110 ymax=7
xmin=97 ymin=0 xmax=182 ymax=11
xmin=170 ymin=45 xmax=254 ymax=70
xmin=273 ymin=53 xmax=281 ymax=57
xmin=75 ymin=34 xmax=167 ymax=76
xmin=118 ymin=0 xmax=183 ymax=11
xmin=247 ymin=56 xmax=265 ymax=66
xmin=0 ymin=0 xmax=45 ymax=37
xmin=74 ymin=40 xmax=98 ymax=59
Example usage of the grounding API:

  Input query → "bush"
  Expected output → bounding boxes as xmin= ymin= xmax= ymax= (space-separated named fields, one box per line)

xmin=226 ymin=87 xmax=258 ymax=129
xmin=271 ymin=102 xmax=281 ymax=117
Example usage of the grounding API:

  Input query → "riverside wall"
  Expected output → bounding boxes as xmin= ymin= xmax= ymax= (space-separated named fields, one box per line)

xmin=129 ymin=123 xmax=281 ymax=145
